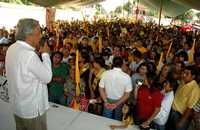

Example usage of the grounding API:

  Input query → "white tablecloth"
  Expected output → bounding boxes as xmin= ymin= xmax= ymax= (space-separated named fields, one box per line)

xmin=0 ymin=99 xmax=139 ymax=130
xmin=67 ymin=111 xmax=140 ymax=130
xmin=47 ymin=103 xmax=81 ymax=130
xmin=0 ymin=99 xmax=15 ymax=130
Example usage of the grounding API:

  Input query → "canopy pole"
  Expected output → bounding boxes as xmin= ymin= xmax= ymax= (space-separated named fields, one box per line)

xmin=123 ymin=0 xmax=125 ymax=17
xmin=158 ymin=0 xmax=163 ymax=28
xmin=136 ymin=0 xmax=139 ymax=21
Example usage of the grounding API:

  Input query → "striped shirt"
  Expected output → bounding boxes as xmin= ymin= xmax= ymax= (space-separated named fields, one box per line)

xmin=193 ymin=99 xmax=200 ymax=112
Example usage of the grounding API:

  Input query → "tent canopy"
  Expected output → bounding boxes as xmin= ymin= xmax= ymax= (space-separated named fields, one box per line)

xmin=139 ymin=0 xmax=200 ymax=17
xmin=28 ymin=0 xmax=104 ymax=9
xmin=0 ymin=0 xmax=104 ymax=9
xmin=140 ymin=0 xmax=190 ymax=17
xmin=1 ymin=0 xmax=200 ymax=17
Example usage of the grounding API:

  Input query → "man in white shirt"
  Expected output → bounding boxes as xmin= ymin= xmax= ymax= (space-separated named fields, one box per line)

xmin=99 ymin=56 xmax=132 ymax=120
xmin=5 ymin=18 xmax=52 ymax=130
xmin=105 ymin=46 xmax=121 ymax=66
xmin=153 ymin=79 xmax=174 ymax=130
xmin=129 ymin=49 xmax=144 ymax=73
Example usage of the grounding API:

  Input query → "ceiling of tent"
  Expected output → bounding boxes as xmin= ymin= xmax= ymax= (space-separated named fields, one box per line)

xmin=0 ymin=0 xmax=104 ymax=9
xmin=1 ymin=0 xmax=200 ymax=17
xmin=28 ymin=0 xmax=104 ymax=9
xmin=172 ymin=0 xmax=200 ymax=10
xmin=139 ymin=0 xmax=190 ymax=17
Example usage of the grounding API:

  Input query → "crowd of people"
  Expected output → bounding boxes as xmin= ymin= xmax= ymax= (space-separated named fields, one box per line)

xmin=1 ymin=18 xmax=200 ymax=130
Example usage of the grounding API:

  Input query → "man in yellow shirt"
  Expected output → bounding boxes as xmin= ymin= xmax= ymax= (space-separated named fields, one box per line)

xmin=169 ymin=66 xmax=200 ymax=130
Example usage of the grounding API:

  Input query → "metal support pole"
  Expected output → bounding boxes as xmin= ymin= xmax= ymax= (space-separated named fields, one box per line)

xmin=123 ymin=0 xmax=125 ymax=17
xmin=136 ymin=0 xmax=139 ymax=21
xmin=158 ymin=0 xmax=163 ymax=28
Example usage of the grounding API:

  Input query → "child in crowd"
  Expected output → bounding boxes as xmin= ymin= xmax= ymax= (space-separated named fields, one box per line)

xmin=109 ymin=103 xmax=133 ymax=130
xmin=64 ymin=66 xmax=86 ymax=109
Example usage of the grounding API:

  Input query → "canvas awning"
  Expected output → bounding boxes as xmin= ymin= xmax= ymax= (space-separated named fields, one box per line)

xmin=139 ymin=0 xmax=190 ymax=17
xmin=0 ymin=0 xmax=104 ymax=10
xmin=1 ymin=0 xmax=200 ymax=17
xmin=29 ymin=0 xmax=104 ymax=9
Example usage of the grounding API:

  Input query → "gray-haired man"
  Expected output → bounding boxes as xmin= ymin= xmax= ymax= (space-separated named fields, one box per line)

xmin=6 ymin=18 xmax=52 ymax=130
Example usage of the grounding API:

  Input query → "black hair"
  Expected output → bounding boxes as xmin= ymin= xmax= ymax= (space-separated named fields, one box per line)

xmin=146 ymin=72 xmax=158 ymax=92
xmin=162 ymin=77 xmax=176 ymax=90
xmin=102 ymin=48 xmax=112 ymax=56
xmin=132 ymin=49 xmax=142 ymax=58
xmin=184 ymin=65 xmax=198 ymax=80
xmin=70 ymin=52 xmax=76 ymax=58
xmin=194 ymin=52 xmax=200 ymax=60
xmin=80 ymin=50 xmax=90 ymax=63
xmin=94 ymin=55 xmax=105 ymax=68
xmin=113 ymin=56 xmax=123 ymax=68
xmin=147 ymin=62 xmax=157 ymax=75
xmin=136 ymin=62 xmax=148 ymax=73
xmin=178 ymin=51 xmax=188 ymax=61
xmin=51 ymin=51 xmax=64 ymax=61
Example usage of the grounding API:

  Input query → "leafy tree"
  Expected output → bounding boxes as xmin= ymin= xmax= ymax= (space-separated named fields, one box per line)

xmin=95 ymin=3 xmax=106 ymax=15
xmin=176 ymin=10 xmax=194 ymax=19
xmin=114 ymin=6 xmax=122 ymax=14
xmin=123 ymin=1 xmax=133 ymax=16
xmin=0 ymin=0 xmax=32 ymax=5
xmin=147 ymin=10 xmax=158 ymax=17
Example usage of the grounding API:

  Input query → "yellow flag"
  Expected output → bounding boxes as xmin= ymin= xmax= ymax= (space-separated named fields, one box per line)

xmin=136 ymin=46 xmax=148 ymax=54
xmin=99 ymin=35 xmax=103 ymax=53
xmin=166 ymin=41 xmax=173 ymax=58
xmin=188 ymin=39 xmax=196 ymax=64
xmin=157 ymin=52 xmax=163 ymax=71
xmin=75 ymin=50 xmax=81 ymax=97
xmin=81 ymin=11 xmax=88 ymax=34
xmin=73 ymin=99 xmax=80 ymax=110
xmin=71 ymin=98 xmax=80 ymax=110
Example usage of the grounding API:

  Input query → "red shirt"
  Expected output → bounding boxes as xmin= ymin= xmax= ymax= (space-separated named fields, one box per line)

xmin=136 ymin=85 xmax=163 ymax=121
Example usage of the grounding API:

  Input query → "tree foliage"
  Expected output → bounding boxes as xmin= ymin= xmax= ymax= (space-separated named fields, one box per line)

xmin=123 ymin=1 xmax=132 ymax=15
xmin=0 ymin=0 xmax=32 ymax=5
xmin=114 ymin=6 xmax=122 ymax=14
xmin=95 ymin=3 xmax=106 ymax=15
xmin=177 ymin=10 xmax=194 ymax=19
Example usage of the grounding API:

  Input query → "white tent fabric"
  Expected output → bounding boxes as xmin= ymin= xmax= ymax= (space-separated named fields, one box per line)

xmin=172 ymin=0 xmax=200 ymax=10
xmin=1 ymin=0 xmax=200 ymax=17
xmin=139 ymin=0 xmax=190 ymax=17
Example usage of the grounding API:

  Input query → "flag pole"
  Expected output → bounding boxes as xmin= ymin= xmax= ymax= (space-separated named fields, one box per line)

xmin=75 ymin=50 xmax=81 ymax=97
xmin=166 ymin=41 xmax=173 ymax=58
